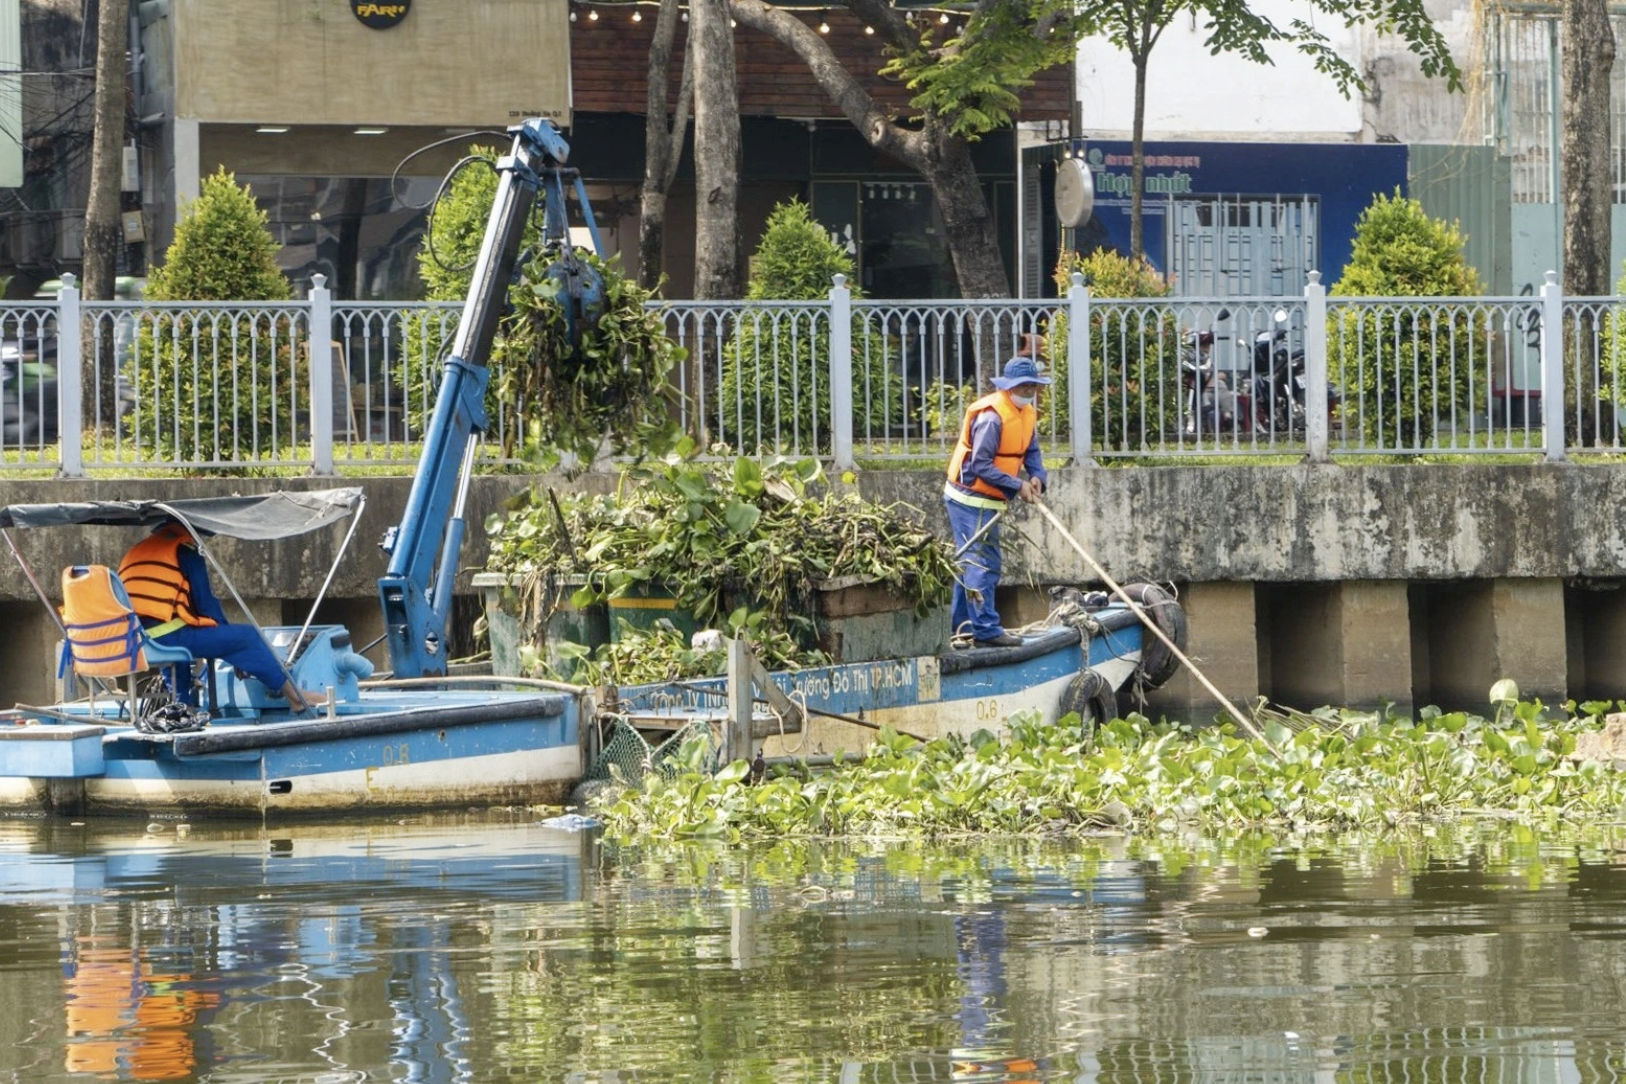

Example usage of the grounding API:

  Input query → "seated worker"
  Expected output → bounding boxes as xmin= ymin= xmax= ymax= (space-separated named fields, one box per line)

xmin=943 ymin=355 xmax=1051 ymax=648
xmin=118 ymin=519 xmax=326 ymax=709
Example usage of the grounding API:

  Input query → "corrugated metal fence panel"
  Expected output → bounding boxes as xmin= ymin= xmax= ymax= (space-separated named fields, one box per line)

xmin=1408 ymin=144 xmax=1514 ymax=295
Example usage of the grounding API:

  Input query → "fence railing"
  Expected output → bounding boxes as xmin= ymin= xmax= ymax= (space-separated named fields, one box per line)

xmin=0 ymin=270 xmax=1601 ymax=476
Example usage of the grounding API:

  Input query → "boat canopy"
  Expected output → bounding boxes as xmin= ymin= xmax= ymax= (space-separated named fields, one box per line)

xmin=0 ymin=488 xmax=364 ymax=541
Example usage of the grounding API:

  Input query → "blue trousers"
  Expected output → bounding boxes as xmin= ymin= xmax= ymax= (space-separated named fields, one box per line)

xmin=945 ymin=497 xmax=1006 ymax=641
xmin=151 ymin=622 xmax=289 ymax=691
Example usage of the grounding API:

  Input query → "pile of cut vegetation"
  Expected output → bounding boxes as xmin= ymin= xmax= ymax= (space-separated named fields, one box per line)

xmin=483 ymin=447 xmax=958 ymax=684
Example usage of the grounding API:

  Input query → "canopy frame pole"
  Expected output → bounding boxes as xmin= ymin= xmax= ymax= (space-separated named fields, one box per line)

xmin=292 ymin=495 xmax=368 ymax=663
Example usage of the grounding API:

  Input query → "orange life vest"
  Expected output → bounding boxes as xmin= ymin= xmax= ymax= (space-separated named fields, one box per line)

xmin=945 ymin=391 xmax=1038 ymax=501
xmin=59 ymin=564 xmax=150 ymax=677
xmin=118 ymin=524 xmax=218 ymax=629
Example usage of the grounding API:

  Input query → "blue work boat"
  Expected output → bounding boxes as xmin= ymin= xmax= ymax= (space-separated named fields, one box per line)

xmin=0 ymin=488 xmax=591 ymax=817
xmin=610 ymin=586 xmax=1186 ymax=758
xmin=0 ymin=116 xmax=613 ymax=818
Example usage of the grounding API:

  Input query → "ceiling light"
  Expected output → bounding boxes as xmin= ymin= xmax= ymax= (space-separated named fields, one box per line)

xmin=355 ymin=127 xmax=388 ymax=135
xmin=255 ymin=126 xmax=289 ymax=134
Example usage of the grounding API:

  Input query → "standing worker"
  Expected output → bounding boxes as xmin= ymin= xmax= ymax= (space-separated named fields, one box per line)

xmin=119 ymin=519 xmax=326 ymax=709
xmin=944 ymin=355 xmax=1051 ymax=648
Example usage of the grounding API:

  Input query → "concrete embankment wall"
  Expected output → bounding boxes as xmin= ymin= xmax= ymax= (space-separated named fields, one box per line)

xmin=2 ymin=464 xmax=1621 ymax=720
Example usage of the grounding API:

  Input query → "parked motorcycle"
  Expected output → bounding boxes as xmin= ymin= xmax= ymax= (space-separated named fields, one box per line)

xmin=1179 ymin=312 xmax=1244 ymax=437
xmin=1248 ymin=308 xmax=1342 ymax=435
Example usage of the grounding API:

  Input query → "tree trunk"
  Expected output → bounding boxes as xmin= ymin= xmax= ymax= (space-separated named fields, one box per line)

xmin=82 ymin=0 xmax=128 ymax=426
xmin=1561 ymin=0 xmax=1615 ymax=444
xmin=1562 ymin=0 xmax=1614 ymax=298
xmin=691 ymin=0 xmax=740 ymax=300
xmin=638 ymin=0 xmax=694 ymax=292
xmin=727 ymin=0 xmax=1011 ymax=298
xmin=925 ymin=127 xmax=1012 ymax=298
xmin=1129 ymin=51 xmax=1148 ymax=261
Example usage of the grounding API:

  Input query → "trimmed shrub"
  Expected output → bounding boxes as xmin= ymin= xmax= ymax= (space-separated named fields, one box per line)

xmin=1046 ymin=249 xmax=1177 ymax=449
xmin=134 ymin=168 xmax=300 ymax=466
xmin=715 ymin=200 xmax=896 ymax=452
xmin=1329 ymin=191 xmax=1484 ymax=448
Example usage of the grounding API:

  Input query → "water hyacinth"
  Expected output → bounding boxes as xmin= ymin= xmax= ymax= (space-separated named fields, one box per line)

xmin=595 ymin=699 xmax=1626 ymax=843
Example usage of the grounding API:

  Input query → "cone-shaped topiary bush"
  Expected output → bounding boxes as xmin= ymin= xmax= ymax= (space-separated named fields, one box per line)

xmin=135 ymin=168 xmax=300 ymax=466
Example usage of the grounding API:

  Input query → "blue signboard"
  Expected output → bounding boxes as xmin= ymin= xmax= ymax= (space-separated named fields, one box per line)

xmin=1073 ymin=139 xmax=1409 ymax=293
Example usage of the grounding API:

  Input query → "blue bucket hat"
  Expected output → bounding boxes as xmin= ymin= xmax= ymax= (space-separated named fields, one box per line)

xmin=990 ymin=355 xmax=1054 ymax=390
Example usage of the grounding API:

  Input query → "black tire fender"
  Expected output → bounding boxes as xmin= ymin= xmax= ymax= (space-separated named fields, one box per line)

xmin=1118 ymin=582 xmax=1187 ymax=690
xmin=1059 ymin=667 xmax=1116 ymax=747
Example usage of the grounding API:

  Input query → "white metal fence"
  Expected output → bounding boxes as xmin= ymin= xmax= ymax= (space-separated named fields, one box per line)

xmin=0 ymin=270 xmax=1608 ymax=476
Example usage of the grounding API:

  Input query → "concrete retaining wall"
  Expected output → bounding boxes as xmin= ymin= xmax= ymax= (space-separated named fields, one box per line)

xmin=3 ymin=463 xmax=1621 ymax=719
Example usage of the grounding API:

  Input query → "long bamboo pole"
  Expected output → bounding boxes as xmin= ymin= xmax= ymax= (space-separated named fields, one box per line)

xmin=1032 ymin=499 xmax=1276 ymax=753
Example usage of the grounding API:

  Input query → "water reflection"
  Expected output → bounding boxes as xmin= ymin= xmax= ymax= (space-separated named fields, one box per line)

xmin=1 ymin=820 xmax=1626 ymax=1081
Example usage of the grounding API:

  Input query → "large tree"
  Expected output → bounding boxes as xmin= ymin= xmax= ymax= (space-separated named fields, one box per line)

xmin=729 ymin=0 xmax=1082 ymax=298
xmin=639 ymin=0 xmax=694 ymax=292
xmin=1560 ymin=0 xmax=1614 ymax=299
xmin=693 ymin=0 xmax=742 ymax=300
xmin=81 ymin=0 xmax=128 ymax=424
xmin=1089 ymin=0 xmax=1462 ymax=259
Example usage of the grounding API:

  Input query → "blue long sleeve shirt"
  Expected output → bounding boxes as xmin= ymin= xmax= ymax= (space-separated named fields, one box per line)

xmin=176 ymin=544 xmax=230 ymax=624
xmin=958 ymin=409 xmax=1047 ymax=500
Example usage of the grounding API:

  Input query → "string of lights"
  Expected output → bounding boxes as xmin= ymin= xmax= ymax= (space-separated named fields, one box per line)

xmin=566 ymin=0 xmax=965 ymax=33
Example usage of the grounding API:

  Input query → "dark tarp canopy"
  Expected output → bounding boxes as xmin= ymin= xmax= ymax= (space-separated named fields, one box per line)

xmin=0 ymin=488 xmax=364 ymax=541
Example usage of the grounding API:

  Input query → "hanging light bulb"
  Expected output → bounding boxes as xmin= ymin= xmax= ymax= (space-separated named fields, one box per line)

xmin=587 ymin=7 xmax=598 ymax=19
xmin=680 ymin=9 xmax=688 ymax=18
xmin=631 ymin=7 xmax=642 ymax=20
xmin=569 ymin=8 xmax=576 ymax=18
xmin=938 ymin=11 xmax=950 ymax=23
xmin=818 ymin=11 xmax=830 ymax=32
xmin=864 ymin=24 xmax=874 ymax=34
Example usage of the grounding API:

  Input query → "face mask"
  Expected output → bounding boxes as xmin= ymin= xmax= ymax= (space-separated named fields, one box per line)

xmin=1012 ymin=393 xmax=1037 ymax=408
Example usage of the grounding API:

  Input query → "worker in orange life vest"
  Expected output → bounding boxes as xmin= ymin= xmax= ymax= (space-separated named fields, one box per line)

xmin=943 ymin=355 xmax=1050 ymax=648
xmin=119 ymin=520 xmax=327 ymax=709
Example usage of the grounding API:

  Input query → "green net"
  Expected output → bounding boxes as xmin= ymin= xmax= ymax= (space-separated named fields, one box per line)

xmin=584 ymin=716 xmax=724 ymax=784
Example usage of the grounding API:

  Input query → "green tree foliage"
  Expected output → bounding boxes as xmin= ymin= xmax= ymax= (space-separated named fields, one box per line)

xmin=1082 ymin=0 xmax=1460 ymax=258
xmin=716 ymin=200 xmax=896 ymax=451
xmin=882 ymin=0 xmax=1088 ymax=139
xmin=411 ymin=148 xmax=683 ymax=466
xmin=135 ymin=168 xmax=298 ymax=465
xmin=1047 ymin=248 xmax=1176 ymax=449
xmin=1329 ymin=191 xmax=1484 ymax=448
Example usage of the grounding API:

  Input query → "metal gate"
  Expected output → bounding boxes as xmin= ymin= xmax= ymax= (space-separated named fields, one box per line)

xmin=1167 ymin=195 xmax=1319 ymax=297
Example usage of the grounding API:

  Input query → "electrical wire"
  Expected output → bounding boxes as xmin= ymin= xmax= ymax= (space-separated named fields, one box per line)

xmin=388 ymin=129 xmax=510 ymax=210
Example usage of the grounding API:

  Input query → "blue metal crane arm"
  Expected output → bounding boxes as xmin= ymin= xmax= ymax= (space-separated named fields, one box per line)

xmin=378 ymin=119 xmax=569 ymax=679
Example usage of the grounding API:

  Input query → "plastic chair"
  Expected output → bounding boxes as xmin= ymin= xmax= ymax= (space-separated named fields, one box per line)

xmin=59 ymin=564 xmax=199 ymax=715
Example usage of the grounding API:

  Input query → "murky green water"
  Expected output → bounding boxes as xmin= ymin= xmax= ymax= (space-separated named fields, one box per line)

xmin=2 ymin=814 xmax=1626 ymax=1082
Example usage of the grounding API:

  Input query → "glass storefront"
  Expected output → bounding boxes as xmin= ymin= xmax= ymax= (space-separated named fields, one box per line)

xmin=240 ymin=175 xmax=440 ymax=299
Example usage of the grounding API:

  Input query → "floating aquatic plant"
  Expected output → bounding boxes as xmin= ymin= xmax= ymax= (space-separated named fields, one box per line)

xmin=595 ymin=698 xmax=1626 ymax=843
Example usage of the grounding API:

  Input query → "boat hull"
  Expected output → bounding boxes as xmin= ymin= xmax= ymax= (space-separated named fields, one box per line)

xmin=617 ymin=621 xmax=1147 ymax=758
xmin=0 ymin=689 xmax=590 ymax=817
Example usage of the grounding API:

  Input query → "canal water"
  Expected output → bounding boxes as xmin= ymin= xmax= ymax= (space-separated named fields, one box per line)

xmin=2 ymin=814 xmax=1625 ymax=1083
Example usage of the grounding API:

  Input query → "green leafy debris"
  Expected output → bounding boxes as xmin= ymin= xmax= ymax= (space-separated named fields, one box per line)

xmin=594 ymin=698 xmax=1626 ymax=841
